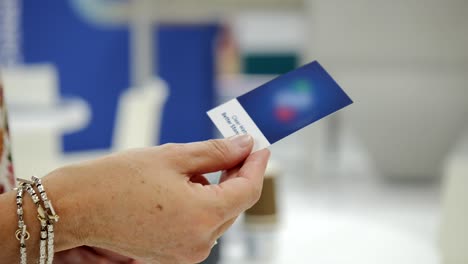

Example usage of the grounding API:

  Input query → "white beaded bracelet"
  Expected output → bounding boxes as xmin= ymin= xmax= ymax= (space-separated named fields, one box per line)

xmin=20 ymin=181 xmax=48 ymax=264
xmin=32 ymin=176 xmax=59 ymax=264
xmin=17 ymin=177 xmax=59 ymax=264
xmin=15 ymin=184 xmax=29 ymax=264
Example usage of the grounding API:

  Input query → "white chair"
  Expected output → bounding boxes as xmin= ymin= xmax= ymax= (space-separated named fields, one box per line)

xmin=112 ymin=78 xmax=167 ymax=150
xmin=58 ymin=77 xmax=168 ymax=165
xmin=1 ymin=64 xmax=90 ymax=178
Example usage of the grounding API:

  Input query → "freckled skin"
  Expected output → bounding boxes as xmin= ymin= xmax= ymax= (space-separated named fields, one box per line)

xmin=0 ymin=136 xmax=270 ymax=264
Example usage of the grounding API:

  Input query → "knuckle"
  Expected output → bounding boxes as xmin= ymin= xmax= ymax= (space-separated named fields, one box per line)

xmin=160 ymin=143 xmax=186 ymax=167
xmin=161 ymin=143 xmax=184 ymax=153
xmin=206 ymin=140 xmax=230 ymax=162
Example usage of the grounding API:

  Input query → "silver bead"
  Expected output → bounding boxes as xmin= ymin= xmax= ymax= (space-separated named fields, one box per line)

xmin=32 ymin=194 xmax=40 ymax=204
xmin=40 ymin=192 xmax=48 ymax=201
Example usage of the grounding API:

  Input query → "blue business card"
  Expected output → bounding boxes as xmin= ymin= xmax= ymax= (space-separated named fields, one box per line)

xmin=207 ymin=61 xmax=353 ymax=152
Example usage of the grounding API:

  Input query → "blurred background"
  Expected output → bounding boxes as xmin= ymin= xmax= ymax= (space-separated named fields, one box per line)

xmin=1 ymin=0 xmax=467 ymax=263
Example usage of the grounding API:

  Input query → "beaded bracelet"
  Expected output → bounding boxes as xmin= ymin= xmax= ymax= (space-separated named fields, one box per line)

xmin=32 ymin=176 xmax=58 ymax=264
xmin=32 ymin=176 xmax=59 ymax=224
xmin=20 ymin=180 xmax=48 ymax=264
xmin=15 ymin=184 xmax=29 ymax=264
xmin=17 ymin=177 xmax=59 ymax=264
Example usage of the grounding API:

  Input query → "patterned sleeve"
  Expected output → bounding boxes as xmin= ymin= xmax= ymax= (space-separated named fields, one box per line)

xmin=0 ymin=82 xmax=15 ymax=194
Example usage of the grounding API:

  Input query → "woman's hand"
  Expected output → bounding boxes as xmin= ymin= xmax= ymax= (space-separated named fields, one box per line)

xmin=45 ymin=135 xmax=269 ymax=264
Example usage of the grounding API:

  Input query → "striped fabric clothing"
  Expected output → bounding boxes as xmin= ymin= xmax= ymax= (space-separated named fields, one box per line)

xmin=0 ymin=82 xmax=15 ymax=194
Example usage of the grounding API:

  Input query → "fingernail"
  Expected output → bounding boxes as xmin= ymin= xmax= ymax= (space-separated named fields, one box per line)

xmin=229 ymin=134 xmax=252 ymax=148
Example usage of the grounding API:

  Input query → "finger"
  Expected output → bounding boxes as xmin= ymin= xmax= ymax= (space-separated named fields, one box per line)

xmin=209 ymin=149 xmax=270 ymax=220
xmin=173 ymin=135 xmax=253 ymax=174
xmin=212 ymin=216 xmax=238 ymax=241
xmin=219 ymin=164 xmax=242 ymax=183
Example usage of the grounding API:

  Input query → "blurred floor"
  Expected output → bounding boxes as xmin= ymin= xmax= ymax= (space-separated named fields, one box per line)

xmin=220 ymin=126 xmax=441 ymax=264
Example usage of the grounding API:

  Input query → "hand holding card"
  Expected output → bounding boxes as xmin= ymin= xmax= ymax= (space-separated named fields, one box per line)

xmin=207 ymin=61 xmax=353 ymax=152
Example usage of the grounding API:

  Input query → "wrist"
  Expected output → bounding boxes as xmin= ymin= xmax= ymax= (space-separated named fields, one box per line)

xmin=41 ymin=166 xmax=93 ymax=250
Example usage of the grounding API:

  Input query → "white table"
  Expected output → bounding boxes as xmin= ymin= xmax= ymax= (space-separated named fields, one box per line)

xmin=7 ymin=98 xmax=91 ymax=178
xmin=220 ymin=129 xmax=442 ymax=264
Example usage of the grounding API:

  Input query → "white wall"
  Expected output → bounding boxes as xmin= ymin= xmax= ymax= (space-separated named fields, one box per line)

xmin=305 ymin=0 xmax=468 ymax=180
xmin=305 ymin=0 xmax=468 ymax=64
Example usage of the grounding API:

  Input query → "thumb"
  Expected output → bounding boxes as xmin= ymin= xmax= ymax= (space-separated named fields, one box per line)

xmin=175 ymin=134 xmax=253 ymax=174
